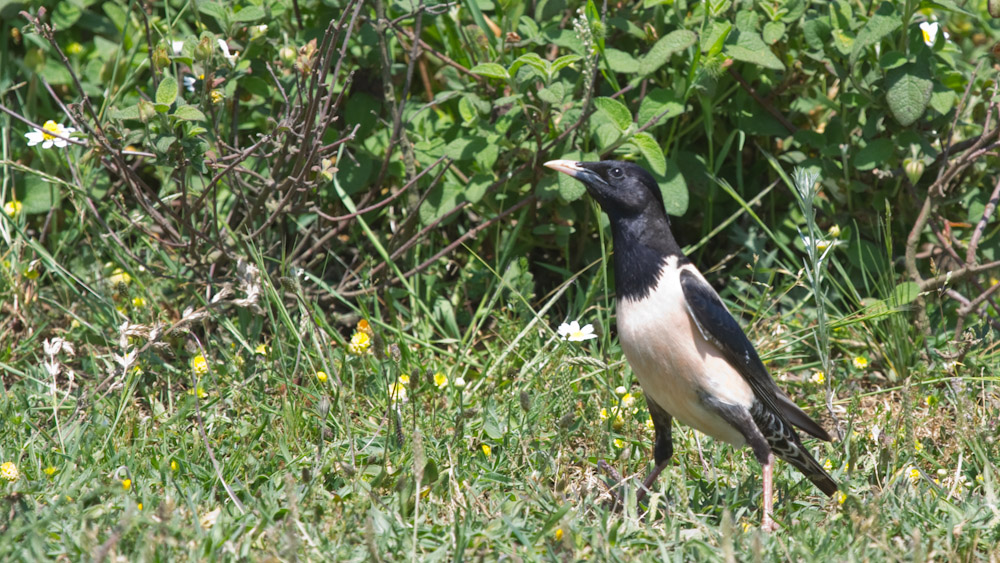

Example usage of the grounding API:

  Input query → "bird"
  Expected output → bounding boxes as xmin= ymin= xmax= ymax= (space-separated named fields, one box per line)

xmin=544 ymin=159 xmax=837 ymax=531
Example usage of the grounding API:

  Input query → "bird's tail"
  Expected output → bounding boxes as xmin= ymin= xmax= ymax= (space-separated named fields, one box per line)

xmin=779 ymin=440 xmax=838 ymax=496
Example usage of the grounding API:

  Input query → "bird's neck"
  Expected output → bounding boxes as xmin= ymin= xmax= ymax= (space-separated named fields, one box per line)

xmin=609 ymin=212 xmax=686 ymax=302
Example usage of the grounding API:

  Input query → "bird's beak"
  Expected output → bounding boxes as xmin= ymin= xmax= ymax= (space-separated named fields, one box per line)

xmin=544 ymin=159 xmax=602 ymax=186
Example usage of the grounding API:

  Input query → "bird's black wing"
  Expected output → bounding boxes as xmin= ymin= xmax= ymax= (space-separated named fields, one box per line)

xmin=679 ymin=269 xmax=831 ymax=442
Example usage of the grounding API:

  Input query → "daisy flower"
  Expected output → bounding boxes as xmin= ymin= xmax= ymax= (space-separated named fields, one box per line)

xmin=557 ymin=320 xmax=597 ymax=341
xmin=25 ymin=120 xmax=77 ymax=149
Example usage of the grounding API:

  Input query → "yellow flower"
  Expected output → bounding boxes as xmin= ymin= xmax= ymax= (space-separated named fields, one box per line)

xmin=389 ymin=382 xmax=407 ymax=405
xmin=481 ymin=444 xmax=491 ymax=457
xmin=823 ymin=458 xmax=833 ymax=471
xmin=434 ymin=372 xmax=448 ymax=389
xmin=131 ymin=296 xmax=146 ymax=308
xmin=645 ymin=417 xmax=655 ymax=431
xmin=907 ymin=466 xmax=920 ymax=485
xmin=398 ymin=374 xmax=410 ymax=385
xmin=828 ymin=224 xmax=842 ymax=238
xmin=186 ymin=386 xmax=207 ymax=398
xmin=316 ymin=370 xmax=328 ymax=383
xmin=348 ymin=332 xmax=370 ymax=356
xmin=357 ymin=319 xmax=373 ymax=335
xmin=191 ymin=354 xmax=209 ymax=376
xmin=600 ymin=407 xmax=625 ymax=430
xmin=554 ymin=528 xmax=564 ymax=541
xmin=914 ymin=439 xmax=923 ymax=453
xmin=620 ymin=393 xmax=636 ymax=410
xmin=43 ymin=466 xmax=57 ymax=476
xmin=66 ymin=42 xmax=84 ymax=55
xmin=170 ymin=460 xmax=179 ymax=472
xmin=210 ymin=89 xmax=224 ymax=104
xmin=811 ymin=370 xmax=825 ymax=384
xmin=836 ymin=491 xmax=847 ymax=505
xmin=1 ymin=462 xmax=19 ymax=481
xmin=109 ymin=268 xmax=131 ymax=287
xmin=925 ymin=395 xmax=939 ymax=407
xmin=853 ymin=356 xmax=868 ymax=369
xmin=255 ymin=343 xmax=267 ymax=356
xmin=122 ymin=478 xmax=132 ymax=491
xmin=613 ymin=438 xmax=625 ymax=449
xmin=137 ymin=503 xmax=143 ymax=511
xmin=3 ymin=200 xmax=22 ymax=218
xmin=25 ymin=120 xmax=77 ymax=149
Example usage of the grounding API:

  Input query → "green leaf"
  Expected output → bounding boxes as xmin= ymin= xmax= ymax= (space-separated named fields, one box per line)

xmin=470 ymin=63 xmax=509 ymax=80
xmin=701 ymin=20 xmax=732 ymax=56
xmin=537 ymin=82 xmax=565 ymax=104
xmin=551 ymin=54 xmax=582 ymax=74
xmin=593 ymin=97 xmax=632 ymax=131
xmin=510 ymin=53 xmax=548 ymax=77
xmin=849 ymin=2 xmax=900 ymax=66
xmin=605 ymin=49 xmax=639 ymax=74
xmin=762 ymin=21 xmax=786 ymax=44
xmin=231 ymin=5 xmax=265 ymax=22
xmin=929 ymin=83 xmax=957 ymax=115
xmin=638 ymin=30 xmax=697 ymax=75
xmin=852 ymin=138 xmax=895 ymax=171
xmin=173 ymin=105 xmax=207 ymax=121
xmin=20 ymin=175 xmax=62 ymax=214
xmin=885 ymin=63 xmax=933 ymax=126
xmin=630 ymin=132 xmax=666 ymax=175
xmin=879 ymin=51 xmax=908 ymax=70
xmin=660 ymin=158 xmax=688 ymax=216
xmin=637 ymin=88 xmax=684 ymax=128
xmin=726 ymin=29 xmax=784 ymax=70
xmin=110 ymin=105 xmax=141 ymax=120
xmin=156 ymin=76 xmax=178 ymax=106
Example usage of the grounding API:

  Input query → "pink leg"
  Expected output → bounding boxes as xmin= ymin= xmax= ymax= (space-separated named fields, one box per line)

xmin=761 ymin=452 xmax=778 ymax=531
xmin=636 ymin=461 xmax=669 ymax=504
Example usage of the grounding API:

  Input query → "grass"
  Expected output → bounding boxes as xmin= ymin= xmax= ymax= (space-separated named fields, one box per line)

xmin=2 ymin=226 xmax=999 ymax=561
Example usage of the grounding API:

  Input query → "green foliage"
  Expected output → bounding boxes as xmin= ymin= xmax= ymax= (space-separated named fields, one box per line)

xmin=1 ymin=0 xmax=1000 ymax=558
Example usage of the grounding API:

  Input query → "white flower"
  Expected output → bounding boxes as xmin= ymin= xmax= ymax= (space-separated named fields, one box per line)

xmin=171 ymin=40 xmax=184 ymax=55
xmin=25 ymin=120 xmax=76 ymax=149
xmin=453 ymin=376 xmax=466 ymax=389
xmin=919 ymin=22 xmax=949 ymax=46
xmin=217 ymin=39 xmax=238 ymax=65
xmin=558 ymin=320 xmax=597 ymax=342
xmin=183 ymin=75 xmax=198 ymax=92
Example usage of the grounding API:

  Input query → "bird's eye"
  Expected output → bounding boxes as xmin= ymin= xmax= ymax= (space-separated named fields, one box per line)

xmin=610 ymin=167 xmax=623 ymax=178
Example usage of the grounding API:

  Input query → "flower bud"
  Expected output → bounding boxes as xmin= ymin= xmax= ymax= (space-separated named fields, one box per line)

xmin=194 ymin=36 xmax=214 ymax=61
xmin=137 ymin=100 xmax=156 ymax=123
xmin=152 ymin=44 xmax=170 ymax=71
xmin=903 ymin=158 xmax=925 ymax=185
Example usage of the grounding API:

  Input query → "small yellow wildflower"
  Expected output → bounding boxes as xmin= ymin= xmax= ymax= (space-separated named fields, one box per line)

xmin=398 ymin=374 xmax=410 ymax=385
xmin=210 ymin=89 xmax=224 ymax=104
xmin=66 ymin=42 xmax=84 ymax=56
xmin=853 ymin=356 xmax=868 ymax=369
xmin=191 ymin=354 xmax=209 ymax=376
xmin=976 ymin=474 xmax=985 ymax=485
xmin=811 ymin=370 xmax=825 ymax=385
xmin=122 ymin=478 xmax=132 ymax=491
xmin=823 ymin=458 xmax=833 ymax=471
xmin=925 ymin=395 xmax=939 ymax=407
xmin=991 ymin=277 xmax=999 ymax=287
xmin=131 ymin=296 xmax=146 ymax=308
xmin=316 ymin=370 xmax=328 ymax=383
xmin=554 ymin=528 xmax=564 ymax=541
xmin=255 ymin=343 xmax=267 ymax=356
xmin=836 ymin=491 xmax=847 ymax=505
xmin=600 ymin=407 xmax=625 ymax=430
xmin=481 ymin=444 xmax=491 ymax=457
xmin=137 ymin=503 xmax=143 ymax=511
xmin=828 ymin=224 xmax=842 ymax=238
xmin=3 ymin=200 xmax=22 ymax=218
xmin=389 ymin=382 xmax=407 ymax=405
xmin=187 ymin=386 xmax=207 ymax=398
xmin=620 ymin=393 xmax=636 ymax=410
xmin=434 ymin=372 xmax=448 ymax=389
xmin=914 ymin=439 xmax=923 ymax=453
xmin=108 ymin=267 xmax=131 ymax=287
xmin=170 ymin=460 xmax=179 ymax=472
xmin=357 ymin=318 xmax=373 ymax=336
xmin=1 ymin=462 xmax=19 ymax=481
xmin=613 ymin=438 xmax=625 ymax=449
xmin=44 ymin=466 xmax=57 ymax=476
xmin=645 ymin=417 xmax=655 ymax=431
xmin=907 ymin=466 xmax=920 ymax=485
xmin=347 ymin=331 xmax=370 ymax=355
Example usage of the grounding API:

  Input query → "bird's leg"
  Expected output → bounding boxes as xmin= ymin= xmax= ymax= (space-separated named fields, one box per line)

xmin=761 ymin=452 xmax=778 ymax=532
xmin=635 ymin=460 xmax=669 ymax=505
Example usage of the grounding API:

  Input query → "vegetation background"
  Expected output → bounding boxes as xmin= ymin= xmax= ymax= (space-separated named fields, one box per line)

xmin=2 ymin=0 xmax=1000 ymax=559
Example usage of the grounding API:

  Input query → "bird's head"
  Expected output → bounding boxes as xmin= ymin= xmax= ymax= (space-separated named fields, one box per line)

xmin=544 ymin=159 xmax=666 ymax=220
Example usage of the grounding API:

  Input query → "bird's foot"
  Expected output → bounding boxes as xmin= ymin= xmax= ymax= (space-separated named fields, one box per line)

xmin=596 ymin=460 xmax=667 ymax=512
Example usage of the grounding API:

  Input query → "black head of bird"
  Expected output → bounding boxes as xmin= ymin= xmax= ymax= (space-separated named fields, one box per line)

xmin=545 ymin=158 xmax=836 ymax=531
